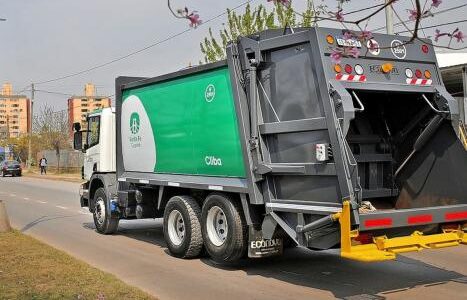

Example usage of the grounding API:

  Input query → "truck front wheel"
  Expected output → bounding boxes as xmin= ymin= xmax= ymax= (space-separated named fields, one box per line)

xmin=163 ymin=196 xmax=203 ymax=258
xmin=201 ymin=193 xmax=247 ymax=263
xmin=93 ymin=187 xmax=119 ymax=234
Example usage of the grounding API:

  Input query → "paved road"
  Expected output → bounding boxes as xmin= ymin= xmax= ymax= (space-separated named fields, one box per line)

xmin=1 ymin=176 xmax=466 ymax=300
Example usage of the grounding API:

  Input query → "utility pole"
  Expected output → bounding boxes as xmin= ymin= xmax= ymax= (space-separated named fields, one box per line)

xmin=385 ymin=0 xmax=394 ymax=34
xmin=28 ymin=83 xmax=34 ymax=168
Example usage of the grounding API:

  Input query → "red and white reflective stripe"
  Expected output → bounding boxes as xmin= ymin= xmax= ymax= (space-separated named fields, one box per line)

xmin=406 ymin=78 xmax=432 ymax=85
xmin=335 ymin=74 xmax=367 ymax=82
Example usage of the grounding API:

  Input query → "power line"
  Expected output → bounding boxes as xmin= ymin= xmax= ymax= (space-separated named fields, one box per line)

xmin=34 ymin=0 xmax=254 ymax=86
xmin=372 ymin=3 xmax=467 ymax=32
xmin=343 ymin=3 xmax=385 ymax=16
xmin=396 ymin=19 xmax=467 ymax=34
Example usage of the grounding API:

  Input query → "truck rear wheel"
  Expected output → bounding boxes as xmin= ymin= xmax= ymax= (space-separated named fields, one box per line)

xmin=201 ymin=193 xmax=247 ymax=263
xmin=93 ymin=187 xmax=119 ymax=234
xmin=163 ymin=196 xmax=203 ymax=259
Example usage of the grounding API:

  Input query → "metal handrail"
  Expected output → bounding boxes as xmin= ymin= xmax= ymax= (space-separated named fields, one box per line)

xmin=421 ymin=94 xmax=449 ymax=114
xmin=351 ymin=91 xmax=365 ymax=112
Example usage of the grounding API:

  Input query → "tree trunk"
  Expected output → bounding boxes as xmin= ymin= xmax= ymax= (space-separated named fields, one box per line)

xmin=56 ymin=153 xmax=60 ymax=174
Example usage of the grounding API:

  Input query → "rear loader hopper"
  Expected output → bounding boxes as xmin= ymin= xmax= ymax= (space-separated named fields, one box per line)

xmin=90 ymin=27 xmax=467 ymax=264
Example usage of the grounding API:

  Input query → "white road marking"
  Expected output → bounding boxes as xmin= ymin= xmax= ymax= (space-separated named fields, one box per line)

xmin=56 ymin=205 xmax=68 ymax=210
xmin=23 ymin=197 xmax=29 ymax=200
xmin=36 ymin=200 xmax=47 ymax=204
xmin=78 ymin=210 xmax=92 ymax=215
xmin=9 ymin=193 xmax=16 ymax=197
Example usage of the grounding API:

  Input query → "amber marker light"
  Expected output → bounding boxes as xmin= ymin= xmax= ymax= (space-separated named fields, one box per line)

xmin=381 ymin=63 xmax=394 ymax=73
xmin=334 ymin=64 xmax=342 ymax=73
xmin=424 ymin=70 xmax=432 ymax=79
xmin=326 ymin=35 xmax=335 ymax=44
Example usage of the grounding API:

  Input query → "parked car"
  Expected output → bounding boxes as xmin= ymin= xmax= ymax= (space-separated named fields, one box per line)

xmin=1 ymin=160 xmax=22 ymax=177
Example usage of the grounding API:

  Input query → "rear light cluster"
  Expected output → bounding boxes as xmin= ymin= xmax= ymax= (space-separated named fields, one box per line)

xmin=334 ymin=63 xmax=365 ymax=75
xmin=405 ymin=68 xmax=431 ymax=79
xmin=364 ymin=210 xmax=467 ymax=228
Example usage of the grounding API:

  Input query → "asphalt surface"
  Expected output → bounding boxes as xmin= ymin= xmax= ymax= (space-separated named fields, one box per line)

xmin=1 ymin=176 xmax=466 ymax=300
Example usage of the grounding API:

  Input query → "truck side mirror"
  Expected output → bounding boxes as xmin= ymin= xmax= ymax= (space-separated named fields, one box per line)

xmin=73 ymin=122 xmax=81 ymax=132
xmin=73 ymin=131 xmax=83 ymax=151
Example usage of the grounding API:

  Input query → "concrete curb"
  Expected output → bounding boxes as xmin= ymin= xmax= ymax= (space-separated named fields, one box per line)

xmin=0 ymin=200 xmax=12 ymax=232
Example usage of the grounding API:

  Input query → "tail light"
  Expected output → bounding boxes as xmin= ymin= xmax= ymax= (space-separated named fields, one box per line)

xmin=415 ymin=69 xmax=422 ymax=78
xmin=344 ymin=64 xmax=353 ymax=74
xmin=421 ymin=44 xmax=429 ymax=53
xmin=424 ymin=70 xmax=431 ymax=79
xmin=354 ymin=64 xmax=364 ymax=75
xmin=405 ymin=68 xmax=413 ymax=78
xmin=334 ymin=64 xmax=342 ymax=73
xmin=381 ymin=63 xmax=394 ymax=74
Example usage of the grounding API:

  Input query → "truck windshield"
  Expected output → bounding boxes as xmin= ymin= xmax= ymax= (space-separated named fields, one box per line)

xmin=87 ymin=116 xmax=100 ymax=148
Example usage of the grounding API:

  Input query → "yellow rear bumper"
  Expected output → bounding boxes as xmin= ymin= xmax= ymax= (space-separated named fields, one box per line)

xmin=338 ymin=201 xmax=466 ymax=262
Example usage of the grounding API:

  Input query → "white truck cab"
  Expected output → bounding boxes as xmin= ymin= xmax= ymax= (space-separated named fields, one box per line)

xmin=73 ymin=107 xmax=117 ymax=211
xmin=82 ymin=107 xmax=116 ymax=179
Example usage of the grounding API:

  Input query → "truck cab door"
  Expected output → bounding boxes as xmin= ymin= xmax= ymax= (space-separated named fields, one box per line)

xmin=84 ymin=115 xmax=101 ymax=180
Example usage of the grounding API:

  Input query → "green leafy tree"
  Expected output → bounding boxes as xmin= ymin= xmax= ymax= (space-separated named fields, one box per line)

xmin=200 ymin=0 xmax=315 ymax=63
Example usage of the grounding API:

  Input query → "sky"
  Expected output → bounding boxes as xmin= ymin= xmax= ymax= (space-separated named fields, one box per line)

xmin=0 ymin=0 xmax=466 ymax=113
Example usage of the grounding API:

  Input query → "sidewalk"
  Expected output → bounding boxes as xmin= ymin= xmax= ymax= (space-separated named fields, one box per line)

xmin=23 ymin=169 xmax=83 ymax=183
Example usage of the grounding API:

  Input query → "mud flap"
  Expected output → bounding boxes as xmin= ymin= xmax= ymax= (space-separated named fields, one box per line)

xmin=248 ymin=226 xmax=283 ymax=258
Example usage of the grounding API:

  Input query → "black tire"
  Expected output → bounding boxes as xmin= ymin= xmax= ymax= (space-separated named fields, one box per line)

xmin=163 ymin=196 xmax=203 ymax=259
xmin=201 ymin=193 xmax=247 ymax=263
xmin=93 ymin=187 xmax=119 ymax=234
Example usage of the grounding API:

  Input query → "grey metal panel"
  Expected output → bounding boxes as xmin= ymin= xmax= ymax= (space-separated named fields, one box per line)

xmin=259 ymin=117 xmax=327 ymax=135
xmin=120 ymin=171 xmax=249 ymax=193
xmin=226 ymin=44 xmax=265 ymax=204
xmin=272 ymin=175 xmax=341 ymax=203
xmin=266 ymin=202 xmax=340 ymax=214
xmin=359 ymin=204 xmax=467 ymax=231
xmin=268 ymin=131 xmax=330 ymax=164
xmin=259 ymin=42 xmax=324 ymax=122
xmin=259 ymin=30 xmax=310 ymax=51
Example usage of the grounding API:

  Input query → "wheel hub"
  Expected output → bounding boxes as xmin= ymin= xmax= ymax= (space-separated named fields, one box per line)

xmin=206 ymin=206 xmax=228 ymax=246
xmin=95 ymin=198 xmax=106 ymax=225
xmin=168 ymin=210 xmax=185 ymax=246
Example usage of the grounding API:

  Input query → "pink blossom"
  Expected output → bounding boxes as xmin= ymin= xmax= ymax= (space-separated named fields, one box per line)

xmin=188 ymin=13 xmax=202 ymax=28
xmin=453 ymin=30 xmax=464 ymax=43
xmin=431 ymin=0 xmax=442 ymax=8
xmin=335 ymin=9 xmax=344 ymax=22
xmin=360 ymin=30 xmax=373 ymax=41
xmin=347 ymin=47 xmax=360 ymax=59
xmin=407 ymin=9 xmax=418 ymax=21
xmin=330 ymin=49 xmax=343 ymax=64
xmin=368 ymin=39 xmax=378 ymax=50
xmin=343 ymin=31 xmax=353 ymax=40
xmin=434 ymin=29 xmax=448 ymax=42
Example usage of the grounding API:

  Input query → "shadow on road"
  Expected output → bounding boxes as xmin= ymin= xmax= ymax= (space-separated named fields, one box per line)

xmin=83 ymin=219 xmax=465 ymax=299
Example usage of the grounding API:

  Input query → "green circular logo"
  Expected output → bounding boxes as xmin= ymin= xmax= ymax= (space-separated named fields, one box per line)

xmin=205 ymin=84 xmax=215 ymax=102
xmin=130 ymin=112 xmax=140 ymax=134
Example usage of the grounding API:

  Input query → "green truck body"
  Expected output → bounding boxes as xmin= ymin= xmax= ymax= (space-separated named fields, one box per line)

xmin=121 ymin=66 xmax=245 ymax=178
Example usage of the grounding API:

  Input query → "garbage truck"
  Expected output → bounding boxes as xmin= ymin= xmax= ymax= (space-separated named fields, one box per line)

xmin=73 ymin=27 xmax=467 ymax=263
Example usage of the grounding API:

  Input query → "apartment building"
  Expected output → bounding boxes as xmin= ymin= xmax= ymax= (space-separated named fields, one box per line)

xmin=68 ymin=83 xmax=111 ymax=135
xmin=0 ymin=83 xmax=31 ymax=139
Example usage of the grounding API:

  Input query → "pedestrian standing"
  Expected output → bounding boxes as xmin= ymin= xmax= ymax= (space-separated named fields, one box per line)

xmin=39 ymin=156 xmax=48 ymax=175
